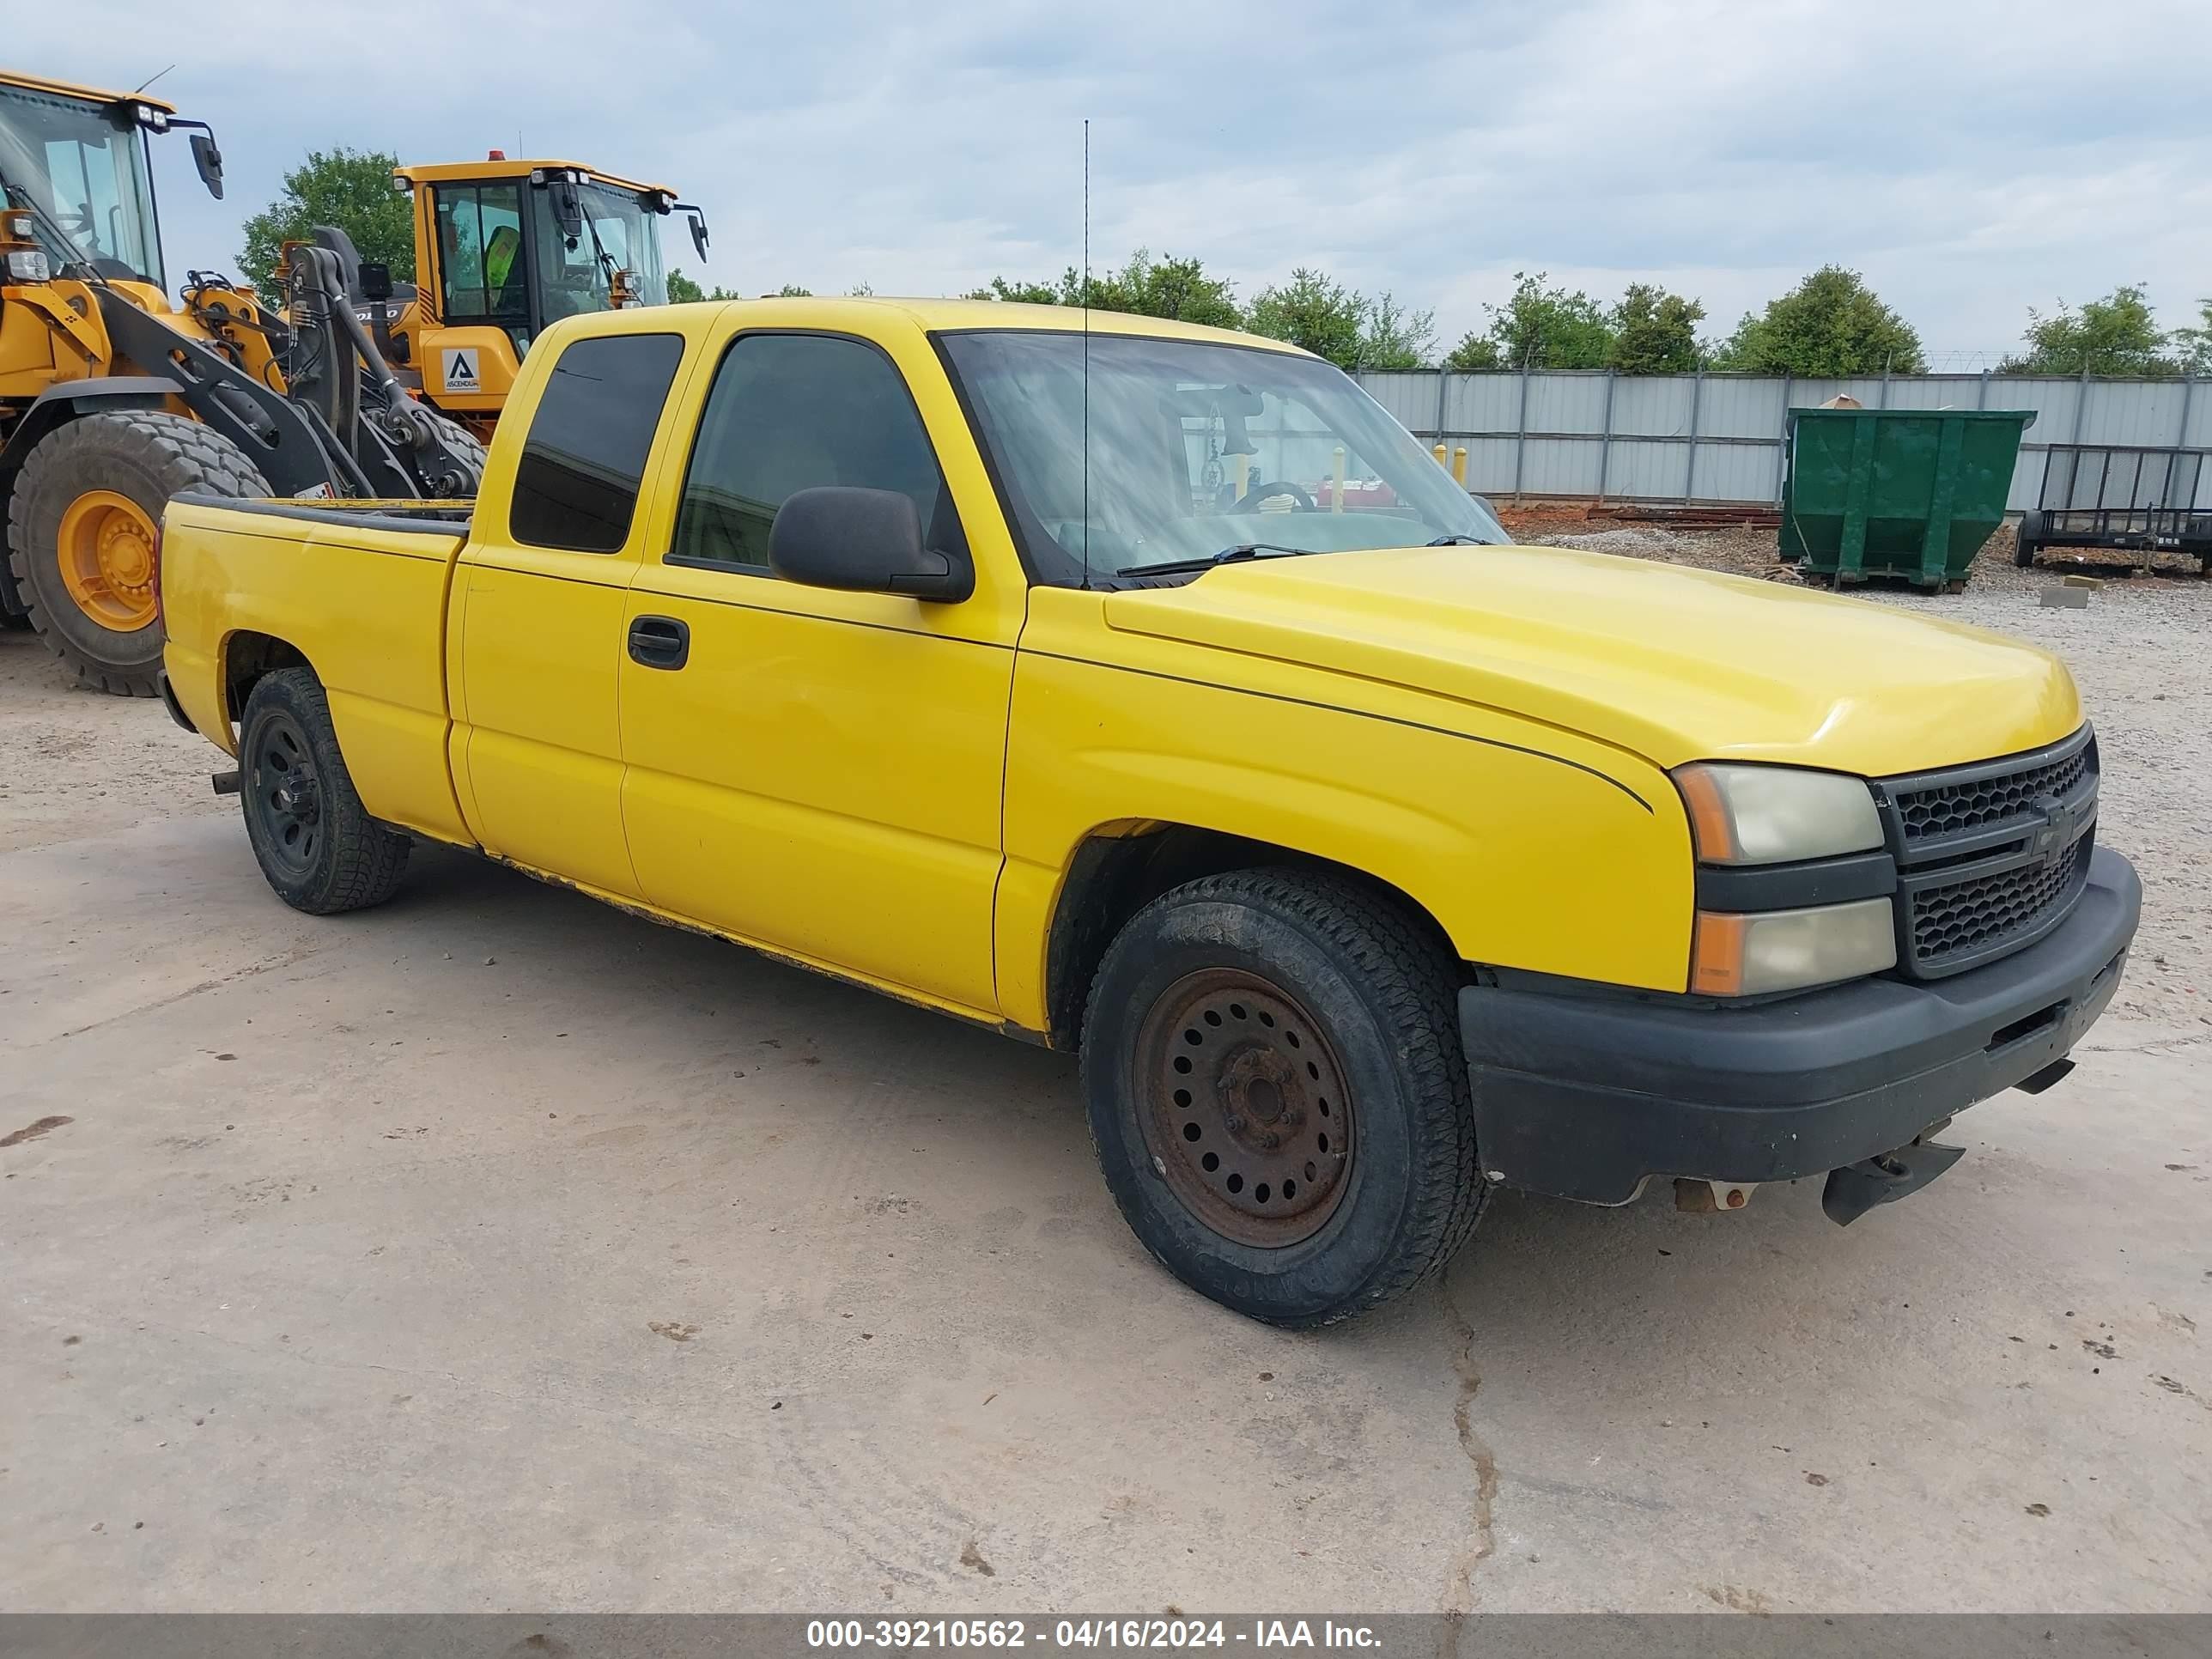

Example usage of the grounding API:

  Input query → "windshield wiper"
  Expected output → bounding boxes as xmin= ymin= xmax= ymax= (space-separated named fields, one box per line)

xmin=1115 ymin=543 xmax=1319 ymax=579
xmin=1425 ymin=533 xmax=1488 ymax=545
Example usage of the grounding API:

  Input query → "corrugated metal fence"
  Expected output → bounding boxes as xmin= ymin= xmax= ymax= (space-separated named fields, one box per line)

xmin=1352 ymin=368 xmax=2212 ymax=512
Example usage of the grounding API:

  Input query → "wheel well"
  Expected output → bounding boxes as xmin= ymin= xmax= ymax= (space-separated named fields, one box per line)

xmin=223 ymin=632 xmax=313 ymax=722
xmin=1043 ymin=823 xmax=1460 ymax=1050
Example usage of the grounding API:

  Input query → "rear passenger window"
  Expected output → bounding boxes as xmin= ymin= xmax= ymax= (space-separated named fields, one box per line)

xmin=670 ymin=332 xmax=961 ymax=572
xmin=510 ymin=333 xmax=685 ymax=553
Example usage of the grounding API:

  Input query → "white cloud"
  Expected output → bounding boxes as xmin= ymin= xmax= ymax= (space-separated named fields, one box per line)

xmin=12 ymin=0 xmax=2209 ymax=353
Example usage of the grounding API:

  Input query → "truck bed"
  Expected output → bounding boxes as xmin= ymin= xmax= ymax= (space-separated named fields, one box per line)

xmin=160 ymin=495 xmax=475 ymax=845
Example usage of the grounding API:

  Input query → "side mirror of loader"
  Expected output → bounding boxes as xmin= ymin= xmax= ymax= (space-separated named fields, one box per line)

xmin=190 ymin=132 xmax=224 ymax=201
xmin=548 ymin=177 xmax=585 ymax=244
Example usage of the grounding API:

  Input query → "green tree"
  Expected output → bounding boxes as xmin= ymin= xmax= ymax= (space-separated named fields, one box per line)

xmin=1712 ymin=265 xmax=1924 ymax=375
xmin=2001 ymin=284 xmax=2178 ymax=375
xmin=1246 ymin=268 xmax=1365 ymax=368
xmin=1109 ymin=249 xmax=1242 ymax=328
xmin=1608 ymin=283 xmax=1706 ymax=374
xmin=1356 ymin=291 xmax=1436 ymax=368
xmin=666 ymin=268 xmax=739 ymax=303
xmin=969 ymin=250 xmax=1241 ymax=328
xmin=967 ymin=275 xmax=1063 ymax=304
xmin=1478 ymin=271 xmax=1614 ymax=368
xmin=2174 ymin=298 xmax=2212 ymax=375
xmin=236 ymin=147 xmax=413 ymax=307
xmin=1443 ymin=331 xmax=1504 ymax=371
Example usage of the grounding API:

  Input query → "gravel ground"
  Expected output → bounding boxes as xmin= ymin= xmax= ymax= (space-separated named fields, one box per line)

xmin=1516 ymin=514 xmax=2212 ymax=1029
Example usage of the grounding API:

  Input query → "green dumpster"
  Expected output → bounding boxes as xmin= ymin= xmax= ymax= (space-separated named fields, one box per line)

xmin=1780 ymin=407 xmax=2036 ymax=589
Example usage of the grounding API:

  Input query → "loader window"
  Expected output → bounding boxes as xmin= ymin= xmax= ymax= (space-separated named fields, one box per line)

xmin=0 ymin=84 xmax=162 ymax=284
xmin=434 ymin=182 xmax=528 ymax=332
xmin=510 ymin=332 xmax=686 ymax=553
xmin=669 ymin=332 xmax=961 ymax=574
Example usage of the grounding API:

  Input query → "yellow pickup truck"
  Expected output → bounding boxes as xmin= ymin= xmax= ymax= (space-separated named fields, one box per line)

xmin=157 ymin=297 xmax=2140 ymax=1326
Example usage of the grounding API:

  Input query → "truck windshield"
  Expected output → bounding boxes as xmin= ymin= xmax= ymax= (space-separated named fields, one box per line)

xmin=0 ymin=83 xmax=162 ymax=285
xmin=939 ymin=329 xmax=1504 ymax=588
xmin=534 ymin=179 xmax=669 ymax=322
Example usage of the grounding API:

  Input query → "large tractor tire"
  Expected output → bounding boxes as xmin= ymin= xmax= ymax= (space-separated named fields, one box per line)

xmin=6 ymin=412 xmax=270 ymax=696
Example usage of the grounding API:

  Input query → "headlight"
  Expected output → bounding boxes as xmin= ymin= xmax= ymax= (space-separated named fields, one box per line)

xmin=4 ymin=248 xmax=53 ymax=283
xmin=1674 ymin=763 xmax=1884 ymax=865
xmin=1692 ymin=897 xmax=1897 ymax=996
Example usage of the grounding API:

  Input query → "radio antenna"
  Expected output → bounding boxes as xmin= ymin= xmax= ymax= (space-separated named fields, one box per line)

xmin=1080 ymin=118 xmax=1091 ymax=591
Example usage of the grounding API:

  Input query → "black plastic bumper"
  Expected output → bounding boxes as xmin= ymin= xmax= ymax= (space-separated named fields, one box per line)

xmin=1460 ymin=848 xmax=2141 ymax=1205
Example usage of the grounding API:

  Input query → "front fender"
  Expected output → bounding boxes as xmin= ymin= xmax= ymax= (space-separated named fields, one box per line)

xmin=995 ymin=595 xmax=1695 ymax=1030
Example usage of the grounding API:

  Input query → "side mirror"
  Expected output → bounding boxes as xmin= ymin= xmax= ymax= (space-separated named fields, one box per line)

xmin=190 ymin=132 xmax=224 ymax=201
xmin=671 ymin=202 xmax=710 ymax=263
xmin=769 ymin=487 xmax=971 ymax=602
xmin=358 ymin=261 xmax=393 ymax=303
xmin=547 ymin=176 xmax=585 ymax=241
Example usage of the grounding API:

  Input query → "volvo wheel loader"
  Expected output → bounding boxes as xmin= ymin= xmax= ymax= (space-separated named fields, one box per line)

xmin=353 ymin=155 xmax=709 ymax=439
xmin=0 ymin=68 xmax=484 ymax=695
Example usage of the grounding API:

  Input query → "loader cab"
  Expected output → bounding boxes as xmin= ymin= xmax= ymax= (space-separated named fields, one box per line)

xmin=0 ymin=70 xmax=223 ymax=297
xmin=393 ymin=155 xmax=707 ymax=433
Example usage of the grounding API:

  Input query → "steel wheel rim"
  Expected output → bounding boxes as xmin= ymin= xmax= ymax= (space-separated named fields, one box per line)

xmin=248 ymin=711 xmax=324 ymax=878
xmin=56 ymin=489 xmax=160 ymax=631
xmin=1134 ymin=968 xmax=1355 ymax=1248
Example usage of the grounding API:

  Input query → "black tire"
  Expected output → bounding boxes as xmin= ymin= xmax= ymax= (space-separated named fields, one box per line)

xmin=238 ymin=667 xmax=410 ymax=914
xmin=2014 ymin=511 xmax=2043 ymax=568
xmin=1080 ymin=868 xmax=1484 ymax=1327
xmin=6 ymin=411 xmax=270 ymax=696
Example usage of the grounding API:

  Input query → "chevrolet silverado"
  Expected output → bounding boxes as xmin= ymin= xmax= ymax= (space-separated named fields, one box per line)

xmin=156 ymin=298 xmax=2141 ymax=1325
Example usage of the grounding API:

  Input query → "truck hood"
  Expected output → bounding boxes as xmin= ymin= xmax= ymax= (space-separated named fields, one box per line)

xmin=1101 ymin=544 xmax=2081 ymax=775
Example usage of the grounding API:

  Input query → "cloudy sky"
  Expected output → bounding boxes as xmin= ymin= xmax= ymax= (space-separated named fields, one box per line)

xmin=14 ymin=0 xmax=2211 ymax=362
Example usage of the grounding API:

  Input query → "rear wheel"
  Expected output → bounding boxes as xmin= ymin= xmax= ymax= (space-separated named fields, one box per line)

xmin=1081 ymin=868 xmax=1485 ymax=1327
xmin=239 ymin=668 xmax=410 ymax=914
xmin=2014 ymin=510 xmax=2044 ymax=568
xmin=6 ymin=411 xmax=270 ymax=695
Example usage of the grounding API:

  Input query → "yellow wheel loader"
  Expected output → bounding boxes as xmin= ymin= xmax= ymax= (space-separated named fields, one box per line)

xmin=0 ymin=69 xmax=483 ymax=694
xmin=347 ymin=155 xmax=709 ymax=439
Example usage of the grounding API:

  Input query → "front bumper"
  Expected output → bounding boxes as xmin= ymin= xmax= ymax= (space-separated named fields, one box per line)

xmin=1460 ymin=847 xmax=2142 ymax=1205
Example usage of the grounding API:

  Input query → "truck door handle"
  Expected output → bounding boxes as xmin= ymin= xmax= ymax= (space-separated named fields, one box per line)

xmin=628 ymin=615 xmax=690 ymax=670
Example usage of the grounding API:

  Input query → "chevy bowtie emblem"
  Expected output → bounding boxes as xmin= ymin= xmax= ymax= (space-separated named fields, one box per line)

xmin=2029 ymin=793 xmax=2066 ymax=857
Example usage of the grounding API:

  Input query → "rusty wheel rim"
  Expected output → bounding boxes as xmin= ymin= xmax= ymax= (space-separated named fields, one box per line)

xmin=1134 ymin=969 xmax=1354 ymax=1248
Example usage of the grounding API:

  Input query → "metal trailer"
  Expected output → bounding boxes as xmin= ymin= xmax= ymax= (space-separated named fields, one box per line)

xmin=2015 ymin=444 xmax=2212 ymax=574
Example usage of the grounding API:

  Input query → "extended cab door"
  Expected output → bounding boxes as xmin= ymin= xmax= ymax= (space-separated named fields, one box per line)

xmin=451 ymin=325 xmax=690 ymax=898
xmin=616 ymin=319 xmax=1024 ymax=1018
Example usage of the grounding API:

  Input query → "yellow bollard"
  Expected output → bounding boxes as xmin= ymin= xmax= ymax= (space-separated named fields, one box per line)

xmin=1233 ymin=452 xmax=1249 ymax=501
xmin=1452 ymin=447 xmax=1468 ymax=487
xmin=1432 ymin=442 xmax=1449 ymax=468
xmin=1333 ymin=446 xmax=1346 ymax=514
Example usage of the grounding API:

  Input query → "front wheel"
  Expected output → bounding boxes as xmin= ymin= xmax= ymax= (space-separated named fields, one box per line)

xmin=6 ymin=411 xmax=270 ymax=695
xmin=1081 ymin=868 xmax=1485 ymax=1326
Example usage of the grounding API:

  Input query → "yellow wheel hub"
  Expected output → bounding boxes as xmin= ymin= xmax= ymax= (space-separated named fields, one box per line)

xmin=57 ymin=489 xmax=161 ymax=632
